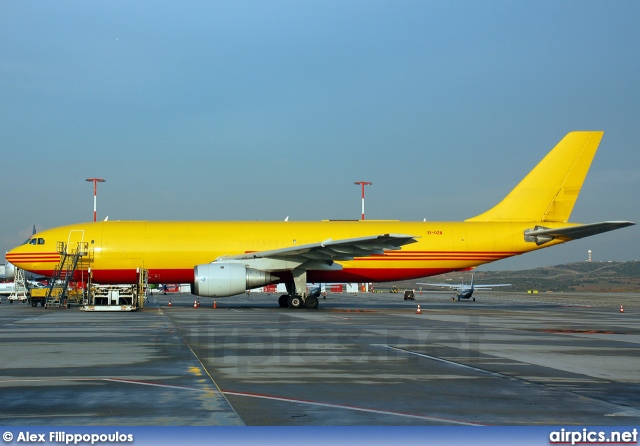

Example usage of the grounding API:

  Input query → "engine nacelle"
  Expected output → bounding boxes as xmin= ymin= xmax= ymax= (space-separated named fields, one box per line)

xmin=193 ymin=263 xmax=277 ymax=297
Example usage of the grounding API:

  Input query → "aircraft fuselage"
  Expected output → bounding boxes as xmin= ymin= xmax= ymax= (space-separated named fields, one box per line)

xmin=6 ymin=219 xmax=563 ymax=286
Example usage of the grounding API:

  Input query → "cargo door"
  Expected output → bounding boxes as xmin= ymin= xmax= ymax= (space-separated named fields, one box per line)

xmin=67 ymin=230 xmax=85 ymax=254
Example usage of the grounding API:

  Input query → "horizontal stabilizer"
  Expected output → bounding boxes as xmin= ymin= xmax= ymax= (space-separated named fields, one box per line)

xmin=524 ymin=221 xmax=635 ymax=245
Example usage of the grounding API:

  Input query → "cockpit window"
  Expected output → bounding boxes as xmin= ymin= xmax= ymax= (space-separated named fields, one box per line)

xmin=22 ymin=237 xmax=45 ymax=245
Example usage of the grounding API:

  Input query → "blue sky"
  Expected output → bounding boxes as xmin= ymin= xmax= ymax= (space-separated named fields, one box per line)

xmin=1 ymin=1 xmax=638 ymax=270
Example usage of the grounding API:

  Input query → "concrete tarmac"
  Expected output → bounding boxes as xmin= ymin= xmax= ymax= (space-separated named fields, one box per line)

xmin=0 ymin=290 xmax=639 ymax=426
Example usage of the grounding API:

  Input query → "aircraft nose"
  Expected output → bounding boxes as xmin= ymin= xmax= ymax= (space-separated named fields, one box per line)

xmin=5 ymin=245 xmax=26 ymax=271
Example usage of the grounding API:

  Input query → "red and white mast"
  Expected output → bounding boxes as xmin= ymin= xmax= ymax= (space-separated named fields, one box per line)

xmin=354 ymin=181 xmax=372 ymax=220
xmin=85 ymin=178 xmax=105 ymax=222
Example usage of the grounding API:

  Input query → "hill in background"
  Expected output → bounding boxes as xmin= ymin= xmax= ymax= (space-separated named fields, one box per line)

xmin=390 ymin=261 xmax=640 ymax=293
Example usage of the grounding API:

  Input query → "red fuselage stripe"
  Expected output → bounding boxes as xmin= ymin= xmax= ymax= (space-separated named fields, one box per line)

xmin=15 ymin=251 xmax=518 ymax=285
xmin=28 ymin=267 xmax=475 ymax=285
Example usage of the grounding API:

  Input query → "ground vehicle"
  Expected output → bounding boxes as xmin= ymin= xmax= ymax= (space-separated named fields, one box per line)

xmin=403 ymin=290 xmax=415 ymax=300
xmin=29 ymin=286 xmax=83 ymax=308
xmin=29 ymin=288 xmax=50 ymax=307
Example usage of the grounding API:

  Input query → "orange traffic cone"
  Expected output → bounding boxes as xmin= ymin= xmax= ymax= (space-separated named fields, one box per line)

xmin=213 ymin=300 xmax=217 ymax=309
xmin=193 ymin=300 xmax=198 ymax=309
xmin=416 ymin=304 xmax=422 ymax=314
xmin=620 ymin=305 xmax=624 ymax=313
xmin=168 ymin=298 xmax=172 ymax=307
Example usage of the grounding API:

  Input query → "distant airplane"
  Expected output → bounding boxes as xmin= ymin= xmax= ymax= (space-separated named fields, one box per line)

xmin=418 ymin=273 xmax=511 ymax=301
xmin=5 ymin=131 xmax=635 ymax=309
xmin=0 ymin=280 xmax=46 ymax=296
xmin=0 ymin=281 xmax=15 ymax=295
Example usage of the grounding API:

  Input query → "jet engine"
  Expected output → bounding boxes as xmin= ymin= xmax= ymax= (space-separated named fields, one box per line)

xmin=193 ymin=263 xmax=277 ymax=297
xmin=0 ymin=262 xmax=15 ymax=280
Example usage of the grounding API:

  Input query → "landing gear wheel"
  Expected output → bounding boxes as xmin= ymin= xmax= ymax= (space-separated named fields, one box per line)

xmin=278 ymin=295 xmax=289 ymax=308
xmin=472 ymin=297 xmax=476 ymax=302
xmin=288 ymin=295 xmax=303 ymax=309
xmin=305 ymin=295 xmax=319 ymax=309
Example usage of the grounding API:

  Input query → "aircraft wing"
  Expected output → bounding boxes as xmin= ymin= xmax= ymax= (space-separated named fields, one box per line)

xmin=472 ymin=284 xmax=511 ymax=289
xmin=525 ymin=221 xmax=634 ymax=245
xmin=416 ymin=282 xmax=459 ymax=289
xmin=217 ymin=234 xmax=419 ymax=267
xmin=417 ymin=282 xmax=510 ymax=289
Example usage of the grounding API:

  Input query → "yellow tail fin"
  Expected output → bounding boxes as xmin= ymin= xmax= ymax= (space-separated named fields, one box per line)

xmin=466 ymin=131 xmax=604 ymax=223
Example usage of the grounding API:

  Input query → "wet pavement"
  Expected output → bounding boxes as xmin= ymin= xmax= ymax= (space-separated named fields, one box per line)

xmin=1 ymin=290 xmax=639 ymax=425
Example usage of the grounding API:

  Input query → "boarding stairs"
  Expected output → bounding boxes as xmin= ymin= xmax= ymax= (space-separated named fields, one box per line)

xmin=45 ymin=241 xmax=88 ymax=308
xmin=8 ymin=268 xmax=28 ymax=302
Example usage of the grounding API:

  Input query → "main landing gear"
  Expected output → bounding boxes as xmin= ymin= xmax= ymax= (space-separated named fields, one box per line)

xmin=275 ymin=269 xmax=320 ymax=310
xmin=304 ymin=295 xmax=319 ymax=309
xmin=278 ymin=293 xmax=319 ymax=309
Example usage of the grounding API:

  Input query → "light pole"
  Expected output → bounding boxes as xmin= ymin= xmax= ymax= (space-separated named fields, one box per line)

xmin=354 ymin=181 xmax=372 ymax=220
xmin=85 ymin=178 xmax=105 ymax=222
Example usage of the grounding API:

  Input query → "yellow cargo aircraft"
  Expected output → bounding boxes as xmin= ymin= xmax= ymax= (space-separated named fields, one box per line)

xmin=6 ymin=131 xmax=634 ymax=309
